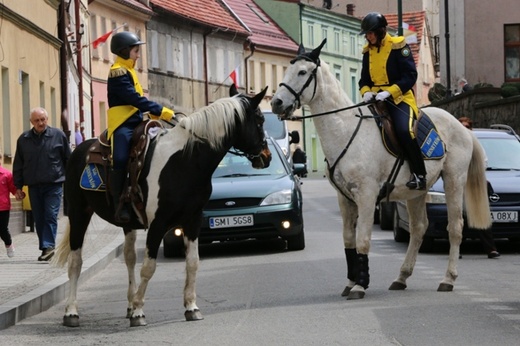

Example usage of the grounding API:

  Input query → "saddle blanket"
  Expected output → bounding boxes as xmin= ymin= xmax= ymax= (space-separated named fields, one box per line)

xmin=382 ymin=112 xmax=445 ymax=160
xmin=80 ymin=163 xmax=106 ymax=191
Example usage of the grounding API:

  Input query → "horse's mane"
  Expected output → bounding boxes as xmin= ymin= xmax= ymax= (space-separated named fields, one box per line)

xmin=180 ymin=96 xmax=246 ymax=151
xmin=318 ymin=60 xmax=355 ymax=107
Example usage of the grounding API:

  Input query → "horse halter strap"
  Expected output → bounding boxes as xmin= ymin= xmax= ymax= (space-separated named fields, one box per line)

xmin=278 ymin=57 xmax=320 ymax=109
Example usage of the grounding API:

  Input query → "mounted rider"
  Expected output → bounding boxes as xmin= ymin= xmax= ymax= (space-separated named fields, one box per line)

xmin=358 ymin=12 xmax=426 ymax=190
xmin=108 ymin=31 xmax=175 ymax=222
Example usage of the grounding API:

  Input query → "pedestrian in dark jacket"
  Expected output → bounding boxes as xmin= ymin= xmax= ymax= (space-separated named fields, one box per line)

xmin=13 ymin=107 xmax=71 ymax=261
xmin=292 ymin=146 xmax=308 ymax=177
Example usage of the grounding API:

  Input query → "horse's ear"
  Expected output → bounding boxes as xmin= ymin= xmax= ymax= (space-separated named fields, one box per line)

xmin=309 ymin=38 xmax=327 ymax=61
xmin=297 ymin=43 xmax=306 ymax=56
xmin=251 ymin=86 xmax=268 ymax=108
xmin=230 ymin=84 xmax=239 ymax=97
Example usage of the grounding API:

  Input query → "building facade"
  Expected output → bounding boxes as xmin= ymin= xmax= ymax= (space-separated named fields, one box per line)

xmin=0 ymin=0 xmax=62 ymax=166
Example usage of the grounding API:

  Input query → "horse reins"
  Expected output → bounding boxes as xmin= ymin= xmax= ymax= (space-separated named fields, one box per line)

xmin=278 ymin=56 xmax=320 ymax=110
xmin=277 ymin=56 xmax=387 ymax=203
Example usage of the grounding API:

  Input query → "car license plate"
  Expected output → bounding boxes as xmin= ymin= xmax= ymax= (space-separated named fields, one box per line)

xmin=209 ymin=215 xmax=254 ymax=229
xmin=490 ymin=211 xmax=518 ymax=223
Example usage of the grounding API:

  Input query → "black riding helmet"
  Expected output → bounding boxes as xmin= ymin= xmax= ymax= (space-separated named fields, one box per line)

xmin=359 ymin=12 xmax=388 ymax=35
xmin=110 ymin=32 xmax=144 ymax=59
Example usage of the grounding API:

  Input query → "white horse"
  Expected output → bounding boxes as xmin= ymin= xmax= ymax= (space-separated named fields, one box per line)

xmin=271 ymin=40 xmax=491 ymax=299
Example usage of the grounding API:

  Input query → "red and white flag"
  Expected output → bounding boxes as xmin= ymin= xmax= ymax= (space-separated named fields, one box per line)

xmin=229 ymin=67 xmax=239 ymax=88
xmin=402 ymin=22 xmax=417 ymax=32
xmin=402 ymin=22 xmax=418 ymax=44
xmin=92 ymin=30 xmax=114 ymax=49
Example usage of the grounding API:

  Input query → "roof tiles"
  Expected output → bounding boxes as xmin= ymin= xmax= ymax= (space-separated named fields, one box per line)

xmin=223 ymin=0 xmax=298 ymax=53
xmin=385 ymin=11 xmax=426 ymax=66
xmin=150 ymin=0 xmax=248 ymax=35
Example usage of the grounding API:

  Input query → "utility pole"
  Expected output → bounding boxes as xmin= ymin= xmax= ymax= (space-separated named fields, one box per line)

xmin=397 ymin=0 xmax=403 ymax=36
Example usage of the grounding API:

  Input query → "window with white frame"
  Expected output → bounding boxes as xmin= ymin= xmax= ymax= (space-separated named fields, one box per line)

xmin=334 ymin=30 xmax=340 ymax=52
xmin=322 ymin=26 xmax=328 ymax=43
xmin=149 ymin=31 xmax=159 ymax=69
xmin=308 ymin=24 xmax=314 ymax=47
xmin=505 ymin=24 xmax=520 ymax=81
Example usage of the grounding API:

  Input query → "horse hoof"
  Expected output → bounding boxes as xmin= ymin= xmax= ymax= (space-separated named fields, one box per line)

xmin=185 ymin=309 xmax=204 ymax=321
xmin=126 ymin=308 xmax=133 ymax=319
xmin=130 ymin=316 xmax=147 ymax=327
xmin=63 ymin=315 xmax=80 ymax=327
xmin=341 ymin=285 xmax=353 ymax=297
xmin=347 ymin=290 xmax=365 ymax=300
xmin=389 ymin=281 xmax=407 ymax=290
xmin=437 ymin=283 xmax=454 ymax=292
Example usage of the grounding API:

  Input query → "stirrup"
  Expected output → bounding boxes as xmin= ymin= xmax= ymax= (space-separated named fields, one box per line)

xmin=406 ymin=174 xmax=426 ymax=190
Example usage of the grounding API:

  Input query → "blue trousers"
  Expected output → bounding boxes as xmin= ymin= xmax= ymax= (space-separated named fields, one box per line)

xmin=28 ymin=183 xmax=63 ymax=250
xmin=112 ymin=115 xmax=142 ymax=170
xmin=388 ymin=102 xmax=426 ymax=176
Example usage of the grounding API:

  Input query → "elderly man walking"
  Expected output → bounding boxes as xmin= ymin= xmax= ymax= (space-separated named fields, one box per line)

xmin=13 ymin=107 xmax=71 ymax=261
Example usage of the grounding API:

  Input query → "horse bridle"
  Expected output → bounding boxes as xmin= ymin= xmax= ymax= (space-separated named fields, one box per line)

xmin=278 ymin=56 xmax=320 ymax=109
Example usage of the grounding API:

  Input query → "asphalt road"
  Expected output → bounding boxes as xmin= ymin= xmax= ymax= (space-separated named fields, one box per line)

xmin=1 ymin=179 xmax=520 ymax=345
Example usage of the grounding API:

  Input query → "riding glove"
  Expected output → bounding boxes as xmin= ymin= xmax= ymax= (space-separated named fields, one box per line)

xmin=375 ymin=91 xmax=391 ymax=101
xmin=363 ymin=92 xmax=376 ymax=103
xmin=159 ymin=107 xmax=175 ymax=121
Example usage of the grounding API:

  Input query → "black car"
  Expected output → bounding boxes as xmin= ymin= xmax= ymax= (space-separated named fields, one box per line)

xmin=163 ymin=137 xmax=305 ymax=257
xmin=393 ymin=125 xmax=520 ymax=251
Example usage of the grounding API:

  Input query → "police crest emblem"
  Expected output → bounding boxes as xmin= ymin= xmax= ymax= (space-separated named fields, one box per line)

xmin=402 ymin=47 xmax=411 ymax=57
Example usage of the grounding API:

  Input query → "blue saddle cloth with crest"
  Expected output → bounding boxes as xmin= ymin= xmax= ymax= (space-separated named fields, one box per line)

xmin=381 ymin=111 xmax=445 ymax=160
xmin=80 ymin=163 xmax=106 ymax=191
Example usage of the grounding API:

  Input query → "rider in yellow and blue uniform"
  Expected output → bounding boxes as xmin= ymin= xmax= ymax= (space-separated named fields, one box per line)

xmin=358 ymin=12 xmax=426 ymax=190
xmin=108 ymin=31 xmax=174 ymax=221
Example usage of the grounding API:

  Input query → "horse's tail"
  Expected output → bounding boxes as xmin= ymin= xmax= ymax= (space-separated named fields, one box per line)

xmin=51 ymin=222 xmax=71 ymax=267
xmin=464 ymin=135 xmax=492 ymax=229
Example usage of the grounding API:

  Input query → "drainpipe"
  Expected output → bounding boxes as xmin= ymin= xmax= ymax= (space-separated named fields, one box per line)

xmin=58 ymin=0 xmax=70 ymax=139
xmin=444 ymin=0 xmax=452 ymax=97
xmin=244 ymin=40 xmax=255 ymax=94
xmin=74 ymin=0 xmax=85 ymax=140
xmin=203 ymin=30 xmax=210 ymax=105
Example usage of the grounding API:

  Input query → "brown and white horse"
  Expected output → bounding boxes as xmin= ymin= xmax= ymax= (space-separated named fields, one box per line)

xmin=271 ymin=40 xmax=491 ymax=299
xmin=53 ymin=85 xmax=272 ymax=327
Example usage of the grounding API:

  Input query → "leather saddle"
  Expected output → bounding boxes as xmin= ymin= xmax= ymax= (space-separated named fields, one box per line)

xmin=369 ymin=102 xmax=445 ymax=160
xmin=82 ymin=119 xmax=165 ymax=227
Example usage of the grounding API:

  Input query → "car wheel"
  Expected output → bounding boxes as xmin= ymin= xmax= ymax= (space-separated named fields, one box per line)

xmin=393 ymin=208 xmax=409 ymax=243
xmin=163 ymin=230 xmax=185 ymax=258
xmin=379 ymin=202 xmax=395 ymax=230
xmin=286 ymin=228 xmax=305 ymax=251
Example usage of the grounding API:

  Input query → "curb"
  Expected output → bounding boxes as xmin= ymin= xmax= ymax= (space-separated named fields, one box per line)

xmin=0 ymin=232 xmax=124 ymax=331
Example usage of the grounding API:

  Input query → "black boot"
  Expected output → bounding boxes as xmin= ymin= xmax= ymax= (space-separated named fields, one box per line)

xmin=110 ymin=169 xmax=131 ymax=222
xmin=403 ymin=139 xmax=427 ymax=190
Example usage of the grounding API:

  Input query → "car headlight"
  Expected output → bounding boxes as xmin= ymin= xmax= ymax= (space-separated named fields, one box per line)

xmin=425 ymin=191 xmax=446 ymax=204
xmin=260 ymin=189 xmax=292 ymax=205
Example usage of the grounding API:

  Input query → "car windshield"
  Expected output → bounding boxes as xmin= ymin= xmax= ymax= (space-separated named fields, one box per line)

xmin=213 ymin=145 xmax=288 ymax=178
xmin=263 ymin=112 xmax=285 ymax=139
xmin=479 ymin=137 xmax=520 ymax=170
